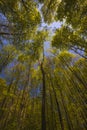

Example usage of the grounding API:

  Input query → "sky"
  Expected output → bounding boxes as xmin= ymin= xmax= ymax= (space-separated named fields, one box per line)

xmin=37 ymin=3 xmax=63 ymax=57
xmin=38 ymin=3 xmax=62 ymax=32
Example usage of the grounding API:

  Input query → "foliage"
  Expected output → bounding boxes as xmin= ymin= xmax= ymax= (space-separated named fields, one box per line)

xmin=0 ymin=0 xmax=87 ymax=130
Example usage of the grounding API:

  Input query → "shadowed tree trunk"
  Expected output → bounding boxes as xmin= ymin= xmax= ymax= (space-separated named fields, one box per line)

xmin=40 ymin=61 xmax=46 ymax=130
xmin=49 ymin=75 xmax=64 ymax=130
xmin=40 ymin=43 xmax=46 ymax=130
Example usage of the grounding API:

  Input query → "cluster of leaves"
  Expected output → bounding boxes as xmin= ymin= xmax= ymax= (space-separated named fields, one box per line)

xmin=0 ymin=0 xmax=41 ymax=45
xmin=39 ymin=0 xmax=61 ymax=23
xmin=52 ymin=26 xmax=87 ymax=54
xmin=0 ymin=0 xmax=87 ymax=130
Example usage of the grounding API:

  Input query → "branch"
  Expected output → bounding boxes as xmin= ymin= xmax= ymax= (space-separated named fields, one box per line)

xmin=21 ymin=0 xmax=29 ymax=11
xmin=0 ymin=32 xmax=26 ymax=35
xmin=71 ymin=47 xmax=87 ymax=59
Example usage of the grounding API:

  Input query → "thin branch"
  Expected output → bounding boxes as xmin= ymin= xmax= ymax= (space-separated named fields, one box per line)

xmin=0 ymin=32 xmax=26 ymax=36
xmin=71 ymin=47 xmax=87 ymax=59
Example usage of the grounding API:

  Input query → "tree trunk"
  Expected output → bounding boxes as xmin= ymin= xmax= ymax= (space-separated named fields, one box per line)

xmin=40 ymin=62 xmax=46 ymax=130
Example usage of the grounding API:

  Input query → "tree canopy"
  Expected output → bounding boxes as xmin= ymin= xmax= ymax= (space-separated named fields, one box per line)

xmin=0 ymin=0 xmax=87 ymax=130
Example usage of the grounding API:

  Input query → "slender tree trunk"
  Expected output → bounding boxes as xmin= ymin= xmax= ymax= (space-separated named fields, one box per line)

xmin=40 ymin=62 xmax=46 ymax=130
xmin=49 ymin=75 xmax=64 ymax=130
xmin=54 ymin=74 xmax=73 ymax=130
xmin=49 ymin=89 xmax=55 ymax=130
xmin=62 ymin=57 xmax=87 ymax=89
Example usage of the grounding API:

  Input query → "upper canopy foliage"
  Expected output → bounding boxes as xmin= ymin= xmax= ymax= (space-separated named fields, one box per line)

xmin=0 ymin=0 xmax=87 ymax=130
xmin=0 ymin=0 xmax=41 ymax=45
